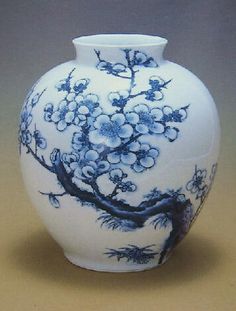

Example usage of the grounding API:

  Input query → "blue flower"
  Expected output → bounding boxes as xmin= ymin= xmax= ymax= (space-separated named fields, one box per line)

xmin=145 ymin=76 xmax=166 ymax=101
xmin=33 ymin=130 xmax=47 ymax=149
xmin=163 ymin=126 xmax=179 ymax=142
xmin=89 ymin=113 xmax=133 ymax=148
xmin=19 ymin=105 xmax=33 ymax=145
xmin=196 ymin=184 xmax=209 ymax=201
xmin=131 ymin=143 xmax=159 ymax=173
xmin=107 ymin=141 xmax=140 ymax=165
xmin=44 ymin=103 xmax=54 ymax=122
xmin=73 ymin=78 xmax=90 ymax=93
xmin=72 ymin=131 xmax=89 ymax=151
xmin=20 ymin=129 xmax=32 ymax=145
xmin=31 ymin=93 xmax=41 ymax=107
xmin=186 ymin=168 xmax=207 ymax=194
xmin=72 ymin=150 xmax=110 ymax=180
xmin=50 ymin=100 xmax=77 ymax=131
xmin=75 ymin=93 xmax=102 ymax=118
xmin=132 ymin=51 xmax=157 ymax=67
xmin=126 ymin=104 xmax=165 ymax=134
xmin=108 ymin=90 xmax=129 ymax=108
xmin=20 ymin=105 xmax=33 ymax=132
xmin=56 ymin=78 xmax=71 ymax=93
xmin=109 ymin=168 xmax=127 ymax=184
xmin=62 ymin=152 xmax=80 ymax=173
xmin=161 ymin=105 xmax=188 ymax=123
xmin=97 ymin=61 xmax=127 ymax=75
xmin=119 ymin=181 xmax=137 ymax=192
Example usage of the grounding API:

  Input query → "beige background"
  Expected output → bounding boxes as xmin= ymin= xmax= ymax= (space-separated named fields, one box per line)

xmin=0 ymin=1 xmax=236 ymax=310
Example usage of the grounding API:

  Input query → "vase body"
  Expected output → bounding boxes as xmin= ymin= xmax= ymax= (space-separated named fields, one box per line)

xmin=19 ymin=34 xmax=220 ymax=272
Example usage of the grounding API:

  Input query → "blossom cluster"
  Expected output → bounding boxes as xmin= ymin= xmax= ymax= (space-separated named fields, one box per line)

xmin=19 ymin=88 xmax=46 ymax=149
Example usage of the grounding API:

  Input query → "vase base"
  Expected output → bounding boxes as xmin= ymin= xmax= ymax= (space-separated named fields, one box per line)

xmin=64 ymin=252 xmax=170 ymax=273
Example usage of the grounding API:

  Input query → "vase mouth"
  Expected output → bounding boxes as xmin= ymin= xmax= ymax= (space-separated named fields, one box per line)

xmin=72 ymin=34 xmax=168 ymax=48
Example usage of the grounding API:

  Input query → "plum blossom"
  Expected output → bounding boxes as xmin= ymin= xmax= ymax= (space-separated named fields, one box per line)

xmin=62 ymin=152 xmax=80 ymax=173
xmin=126 ymin=104 xmax=165 ymax=134
xmin=108 ymin=90 xmax=130 ymax=108
xmin=145 ymin=76 xmax=167 ymax=101
xmin=107 ymin=141 xmax=140 ymax=165
xmin=73 ymin=78 xmax=90 ymax=93
xmin=109 ymin=168 xmax=127 ymax=184
xmin=72 ymin=150 xmax=110 ymax=180
xmin=161 ymin=105 xmax=188 ymax=123
xmin=131 ymin=143 xmax=159 ymax=173
xmin=89 ymin=113 xmax=133 ymax=148
xmin=109 ymin=169 xmax=136 ymax=193
xmin=19 ymin=105 xmax=33 ymax=145
xmin=186 ymin=168 xmax=207 ymax=194
xmin=97 ymin=60 xmax=127 ymax=76
xmin=33 ymin=130 xmax=47 ymax=149
xmin=45 ymin=100 xmax=77 ymax=131
xmin=75 ymin=93 xmax=102 ymax=119
xmin=72 ymin=131 xmax=89 ymax=151
xmin=132 ymin=51 xmax=157 ymax=67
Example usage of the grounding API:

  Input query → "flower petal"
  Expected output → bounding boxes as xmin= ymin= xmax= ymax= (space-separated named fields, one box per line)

xmin=44 ymin=112 xmax=52 ymax=122
xmin=108 ymin=92 xmax=120 ymax=102
xmin=126 ymin=112 xmax=139 ymax=124
xmin=132 ymin=163 xmax=144 ymax=173
xmin=151 ymin=108 xmax=163 ymax=121
xmin=51 ymin=111 xmax=61 ymax=122
xmin=85 ymin=150 xmax=99 ymax=161
xmin=140 ymin=156 xmax=155 ymax=168
xmin=66 ymin=92 xmax=76 ymax=101
xmin=68 ymin=101 xmax=77 ymax=111
xmin=162 ymin=106 xmax=173 ymax=115
xmin=94 ymin=114 xmax=110 ymax=128
xmin=110 ymin=168 xmax=123 ymax=179
xmin=107 ymin=136 xmax=121 ymax=148
xmin=65 ymin=111 xmax=75 ymax=123
xmin=107 ymin=152 xmax=121 ymax=164
xmin=74 ymin=167 xmax=83 ymax=179
xmin=121 ymin=152 xmax=137 ymax=165
xmin=78 ymin=105 xmax=89 ymax=115
xmin=89 ymin=130 xmax=107 ymax=145
xmin=75 ymin=95 xmax=84 ymax=103
xmin=57 ymin=120 xmax=67 ymax=131
xmin=85 ymin=93 xmax=99 ymax=103
xmin=128 ymin=141 xmax=140 ymax=152
xmin=164 ymin=126 xmax=179 ymax=142
xmin=97 ymin=161 xmax=110 ymax=172
xmin=70 ymin=161 xmax=79 ymax=170
xmin=92 ymin=107 xmax=102 ymax=117
xmin=140 ymin=143 xmax=150 ymax=152
xmin=44 ymin=103 xmax=53 ymax=111
xmin=59 ymin=100 xmax=67 ymax=110
xmin=111 ymin=113 xmax=125 ymax=126
xmin=134 ymin=104 xmax=149 ymax=114
xmin=178 ymin=108 xmax=188 ymax=120
xmin=135 ymin=124 xmax=149 ymax=134
xmin=150 ymin=122 xmax=165 ymax=134
xmin=148 ymin=148 xmax=159 ymax=158
xmin=118 ymin=124 xmax=133 ymax=138
xmin=82 ymin=165 xmax=95 ymax=178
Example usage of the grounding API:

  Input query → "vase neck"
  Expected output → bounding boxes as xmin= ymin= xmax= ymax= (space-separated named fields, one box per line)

xmin=72 ymin=34 xmax=168 ymax=67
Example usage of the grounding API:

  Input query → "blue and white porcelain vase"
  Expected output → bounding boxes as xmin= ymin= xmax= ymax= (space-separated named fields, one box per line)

xmin=19 ymin=34 xmax=220 ymax=272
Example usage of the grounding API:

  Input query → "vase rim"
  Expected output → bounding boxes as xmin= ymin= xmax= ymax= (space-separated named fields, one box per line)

xmin=72 ymin=34 xmax=168 ymax=48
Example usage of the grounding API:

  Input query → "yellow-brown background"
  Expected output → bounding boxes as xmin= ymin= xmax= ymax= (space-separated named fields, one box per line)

xmin=0 ymin=1 xmax=235 ymax=310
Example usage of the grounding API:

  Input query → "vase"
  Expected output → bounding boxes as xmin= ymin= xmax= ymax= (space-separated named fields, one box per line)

xmin=19 ymin=34 xmax=220 ymax=272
